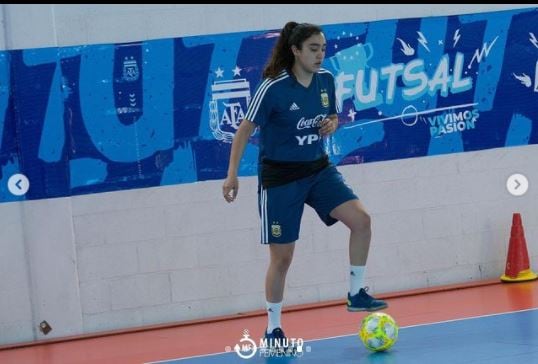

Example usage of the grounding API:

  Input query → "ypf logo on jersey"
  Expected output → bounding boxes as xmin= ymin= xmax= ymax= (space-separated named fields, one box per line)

xmin=209 ymin=79 xmax=251 ymax=143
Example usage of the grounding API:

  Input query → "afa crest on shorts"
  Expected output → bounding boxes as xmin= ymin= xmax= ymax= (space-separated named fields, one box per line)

xmin=271 ymin=224 xmax=282 ymax=238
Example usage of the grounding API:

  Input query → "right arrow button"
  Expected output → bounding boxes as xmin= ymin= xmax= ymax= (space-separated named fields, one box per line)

xmin=507 ymin=173 xmax=529 ymax=197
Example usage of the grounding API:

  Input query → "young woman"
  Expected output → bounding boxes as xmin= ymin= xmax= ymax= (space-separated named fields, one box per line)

xmin=222 ymin=21 xmax=387 ymax=344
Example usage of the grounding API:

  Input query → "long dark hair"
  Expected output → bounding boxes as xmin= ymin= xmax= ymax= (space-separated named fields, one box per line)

xmin=262 ymin=21 xmax=323 ymax=79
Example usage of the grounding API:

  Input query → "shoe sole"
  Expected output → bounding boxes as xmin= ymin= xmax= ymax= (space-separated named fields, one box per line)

xmin=347 ymin=304 xmax=388 ymax=312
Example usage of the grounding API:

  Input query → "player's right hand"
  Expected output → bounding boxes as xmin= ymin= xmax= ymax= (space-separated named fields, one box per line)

xmin=222 ymin=176 xmax=239 ymax=203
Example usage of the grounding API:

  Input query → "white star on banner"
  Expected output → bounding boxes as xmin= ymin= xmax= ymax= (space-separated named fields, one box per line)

xmin=215 ymin=67 xmax=224 ymax=78
xmin=233 ymin=66 xmax=242 ymax=76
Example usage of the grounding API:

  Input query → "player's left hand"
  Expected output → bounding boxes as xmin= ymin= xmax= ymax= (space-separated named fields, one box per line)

xmin=319 ymin=117 xmax=338 ymax=136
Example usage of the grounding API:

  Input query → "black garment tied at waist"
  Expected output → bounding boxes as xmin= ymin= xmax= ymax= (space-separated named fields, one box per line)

xmin=261 ymin=155 xmax=330 ymax=188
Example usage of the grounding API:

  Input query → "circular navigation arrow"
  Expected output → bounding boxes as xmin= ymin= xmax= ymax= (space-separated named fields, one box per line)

xmin=506 ymin=173 xmax=529 ymax=197
xmin=7 ymin=174 xmax=30 ymax=196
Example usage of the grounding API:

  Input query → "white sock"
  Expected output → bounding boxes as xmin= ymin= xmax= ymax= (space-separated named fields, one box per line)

xmin=350 ymin=265 xmax=365 ymax=296
xmin=266 ymin=301 xmax=283 ymax=333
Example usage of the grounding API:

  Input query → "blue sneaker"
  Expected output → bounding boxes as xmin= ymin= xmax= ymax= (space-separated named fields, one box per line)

xmin=347 ymin=287 xmax=388 ymax=312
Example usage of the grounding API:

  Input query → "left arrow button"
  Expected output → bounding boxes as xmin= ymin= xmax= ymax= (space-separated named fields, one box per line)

xmin=8 ymin=174 xmax=30 ymax=196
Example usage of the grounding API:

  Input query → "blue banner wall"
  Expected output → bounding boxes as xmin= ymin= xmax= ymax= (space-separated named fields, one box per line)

xmin=0 ymin=8 xmax=537 ymax=203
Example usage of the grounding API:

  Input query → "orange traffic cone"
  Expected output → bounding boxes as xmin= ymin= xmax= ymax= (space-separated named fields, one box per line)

xmin=500 ymin=213 xmax=538 ymax=282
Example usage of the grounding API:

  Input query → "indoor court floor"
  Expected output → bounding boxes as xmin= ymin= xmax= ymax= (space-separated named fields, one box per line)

xmin=1 ymin=279 xmax=537 ymax=364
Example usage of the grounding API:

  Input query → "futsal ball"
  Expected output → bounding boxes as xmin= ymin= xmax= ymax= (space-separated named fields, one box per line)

xmin=359 ymin=312 xmax=399 ymax=351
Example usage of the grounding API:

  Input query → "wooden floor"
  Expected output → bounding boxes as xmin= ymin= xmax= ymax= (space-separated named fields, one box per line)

xmin=1 ymin=279 xmax=537 ymax=364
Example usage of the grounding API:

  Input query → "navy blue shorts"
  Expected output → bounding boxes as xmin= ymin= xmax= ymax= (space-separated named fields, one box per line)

xmin=257 ymin=165 xmax=358 ymax=244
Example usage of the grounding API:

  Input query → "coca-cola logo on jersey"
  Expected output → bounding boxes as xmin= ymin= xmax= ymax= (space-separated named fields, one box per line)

xmin=296 ymin=114 xmax=327 ymax=130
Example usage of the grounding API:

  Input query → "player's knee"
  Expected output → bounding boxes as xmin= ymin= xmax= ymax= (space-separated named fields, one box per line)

xmin=272 ymin=254 xmax=293 ymax=271
xmin=354 ymin=211 xmax=371 ymax=233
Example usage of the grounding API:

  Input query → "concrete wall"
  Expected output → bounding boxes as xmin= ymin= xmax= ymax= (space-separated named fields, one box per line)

xmin=0 ymin=4 xmax=536 ymax=345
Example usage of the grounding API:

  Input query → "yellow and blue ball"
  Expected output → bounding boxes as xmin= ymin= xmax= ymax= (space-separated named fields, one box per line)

xmin=359 ymin=312 xmax=399 ymax=351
